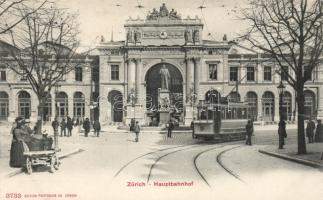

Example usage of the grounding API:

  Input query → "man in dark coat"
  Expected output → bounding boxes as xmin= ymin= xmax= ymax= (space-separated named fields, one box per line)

xmin=60 ymin=118 xmax=67 ymax=137
xmin=83 ymin=118 xmax=91 ymax=137
xmin=191 ymin=119 xmax=196 ymax=139
xmin=306 ymin=119 xmax=315 ymax=143
xmin=245 ymin=120 xmax=253 ymax=145
xmin=315 ymin=119 xmax=323 ymax=142
xmin=93 ymin=120 xmax=101 ymax=137
xmin=278 ymin=120 xmax=287 ymax=149
xmin=167 ymin=119 xmax=174 ymax=138
xmin=51 ymin=118 xmax=59 ymax=134
xmin=66 ymin=117 xmax=73 ymax=137
xmin=134 ymin=121 xmax=140 ymax=142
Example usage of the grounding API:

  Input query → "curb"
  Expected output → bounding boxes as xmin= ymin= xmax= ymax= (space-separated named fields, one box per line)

xmin=259 ymin=149 xmax=323 ymax=170
xmin=2 ymin=148 xmax=84 ymax=178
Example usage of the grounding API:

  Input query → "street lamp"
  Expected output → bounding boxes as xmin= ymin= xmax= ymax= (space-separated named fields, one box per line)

xmin=277 ymin=81 xmax=286 ymax=149
xmin=54 ymin=84 xmax=60 ymax=151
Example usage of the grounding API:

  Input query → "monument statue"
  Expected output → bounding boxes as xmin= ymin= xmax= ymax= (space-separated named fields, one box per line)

xmin=159 ymin=3 xmax=169 ymax=17
xmin=159 ymin=64 xmax=170 ymax=90
xmin=134 ymin=31 xmax=141 ymax=42
xmin=184 ymin=30 xmax=192 ymax=43
xmin=193 ymin=30 xmax=200 ymax=43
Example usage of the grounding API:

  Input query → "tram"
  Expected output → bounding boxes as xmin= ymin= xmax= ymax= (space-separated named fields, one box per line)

xmin=192 ymin=98 xmax=249 ymax=141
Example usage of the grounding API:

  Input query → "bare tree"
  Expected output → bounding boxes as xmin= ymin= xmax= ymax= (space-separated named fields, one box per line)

xmin=242 ymin=0 xmax=323 ymax=154
xmin=3 ymin=2 xmax=89 ymax=134
xmin=0 ymin=0 xmax=47 ymax=35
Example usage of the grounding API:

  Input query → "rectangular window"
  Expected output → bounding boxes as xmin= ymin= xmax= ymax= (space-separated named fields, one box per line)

xmin=0 ymin=70 xmax=6 ymax=81
xmin=111 ymin=65 xmax=119 ymax=80
xmin=208 ymin=64 xmax=217 ymax=80
xmin=263 ymin=66 xmax=272 ymax=81
xmin=304 ymin=65 xmax=313 ymax=80
xmin=246 ymin=67 xmax=255 ymax=81
xmin=75 ymin=67 xmax=83 ymax=81
xmin=230 ymin=67 xmax=238 ymax=82
xmin=281 ymin=66 xmax=289 ymax=81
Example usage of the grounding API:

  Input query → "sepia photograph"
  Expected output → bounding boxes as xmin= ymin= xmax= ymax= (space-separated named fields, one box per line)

xmin=0 ymin=0 xmax=322 ymax=199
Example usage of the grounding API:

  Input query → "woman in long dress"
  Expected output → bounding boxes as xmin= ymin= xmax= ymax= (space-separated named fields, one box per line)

xmin=9 ymin=117 xmax=29 ymax=168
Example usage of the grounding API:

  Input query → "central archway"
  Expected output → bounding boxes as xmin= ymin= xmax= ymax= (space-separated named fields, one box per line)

xmin=145 ymin=62 xmax=183 ymax=122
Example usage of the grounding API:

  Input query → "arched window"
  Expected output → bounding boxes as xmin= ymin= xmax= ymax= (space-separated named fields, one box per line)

xmin=262 ymin=91 xmax=275 ymax=121
xmin=73 ymin=92 xmax=85 ymax=119
xmin=205 ymin=90 xmax=220 ymax=103
xmin=56 ymin=92 xmax=68 ymax=118
xmin=18 ymin=91 xmax=31 ymax=119
xmin=228 ymin=92 xmax=240 ymax=103
xmin=283 ymin=92 xmax=292 ymax=121
xmin=245 ymin=92 xmax=258 ymax=121
xmin=304 ymin=90 xmax=316 ymax=119
xmin=108 ymin=90 xmax=123 ymax=122
xmin=43 ymin=93 xmax=52 ymax=121
xmin=0 ymin=92 xmax=9 ymax=120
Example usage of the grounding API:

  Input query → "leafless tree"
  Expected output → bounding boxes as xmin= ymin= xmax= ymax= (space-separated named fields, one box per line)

xmin=3 ymin=2 xmax=89 ymax=134
xmin=0 ymin=0 xmax=47 ymax=35
xmin=242 ymin=0 xmax=323 ymax=154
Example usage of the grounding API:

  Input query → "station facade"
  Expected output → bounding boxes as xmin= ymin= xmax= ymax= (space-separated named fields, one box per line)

xmin=0 ymin=4 xmax=322 ymax=125
xmin=97 ymin=4 xmax=323 ymax=125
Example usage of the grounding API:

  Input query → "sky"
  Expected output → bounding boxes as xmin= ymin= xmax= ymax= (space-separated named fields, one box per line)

xmin=57 ymin=0 xmax=250 ymax=48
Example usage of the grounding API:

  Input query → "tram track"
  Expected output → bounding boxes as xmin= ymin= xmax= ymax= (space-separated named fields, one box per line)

xmin=216 ymin=145 xmax=245 ymax=183
xmin=113 ymin=144 xmax=197 ymax=178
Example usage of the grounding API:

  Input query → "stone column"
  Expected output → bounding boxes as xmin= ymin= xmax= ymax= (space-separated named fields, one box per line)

xmin=185 ymin=58 xmax=195 ymax=125
xmin=136 ymin=59 xmax=142 ymax=101
xmin=194 ymin=58 xmax=200 ymax=98
xmin=127 ymin=58 xmax=136 ymax=96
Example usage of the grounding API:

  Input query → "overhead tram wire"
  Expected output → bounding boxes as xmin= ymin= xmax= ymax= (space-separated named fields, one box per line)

xmin=199 ymin=6 xmax=217 ymax=41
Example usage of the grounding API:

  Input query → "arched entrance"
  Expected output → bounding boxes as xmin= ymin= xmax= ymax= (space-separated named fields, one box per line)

xmin=73 ymin=92 xmax=85 ymax=120
xmin=18 ymin=91 xmax=31 ymax=119
xmin=145 ymin=63 xmax=183 ymax=123
xmin=0 ymin=91 xmax=9 ymax=120
xmin=262 ymin=91 xmax=275 ymax=122
xmin=283 ymin=91 xmax=292 ymax=121
xmin=245 ymin=92 xmax=258 ymax=121
xmin=43 ymin=93 xmax=52 ymax=122
xmin=108 ymin=90 xmax=123 ymax=122
xmin=56 ymin=92 xmax=68 ymax=118
xmin=304 ymin=90 xmax=316 ymax=119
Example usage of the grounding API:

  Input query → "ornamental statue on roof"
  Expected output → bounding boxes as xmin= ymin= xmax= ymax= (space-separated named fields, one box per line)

xmin=147 ymin=3 xmax=181 ymax=20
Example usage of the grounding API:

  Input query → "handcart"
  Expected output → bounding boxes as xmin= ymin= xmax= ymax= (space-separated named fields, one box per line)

xmin=23 ymin=131 xmax=60 ymax=174
xmin=24 ymin=149 xmax=60 ymax=174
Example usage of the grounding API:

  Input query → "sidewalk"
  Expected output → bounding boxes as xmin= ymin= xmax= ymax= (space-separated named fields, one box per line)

xmin=259 ymin=142 xmax=323 ymax=169
xmin=0 ymin=126 xmax=84 ymax=178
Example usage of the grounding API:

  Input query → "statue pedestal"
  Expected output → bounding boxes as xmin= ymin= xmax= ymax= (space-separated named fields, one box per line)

xmin=158 ymin=88 xmax=170 ymax=125
xmin=159 ymin=111 xmax=170 ymax=125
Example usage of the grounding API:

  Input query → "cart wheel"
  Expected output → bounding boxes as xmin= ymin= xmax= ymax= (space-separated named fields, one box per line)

xmin=53 ymin=156 xmax=60 ymax=170
xmin=26 ymin=157 xmax=32 ymax=174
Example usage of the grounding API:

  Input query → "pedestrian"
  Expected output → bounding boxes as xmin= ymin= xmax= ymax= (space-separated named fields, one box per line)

xmin=306 ymin=119 xmax=315 ymax=143
xmin=93 ymin=120 xmax=101 ymax=137
xmin=60 ymin=118 xmax=67 ymax=137
xmin=134 ymin=121 xmax=140 ymax=142
xmin=167 ymin=119 xmax=174 ymax=138
xmin=66 ymin=117 xmax=73 ymax=137
xmin=52 ymin=117 xmax=59 ymax=134
xmin=83 ymin=118 xmax=91 ymax=137
xmin=278 ymin=120 xmax=287 ymax=149
xmin=315 ymin=119 xmax=323 ymax=142
xmin=191 ymin=118 xmax=196 ymax=139
xmin=9 ymin=117 xmax=30 ymax=168
xmin=245 ymin=120 xmax=253 ymax=145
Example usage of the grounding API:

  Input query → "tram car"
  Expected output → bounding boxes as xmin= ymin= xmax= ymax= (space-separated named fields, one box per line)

xmin=192 ymin=100 xmax=249 ymax=141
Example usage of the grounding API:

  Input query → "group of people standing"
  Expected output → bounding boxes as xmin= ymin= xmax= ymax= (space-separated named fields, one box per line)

xmin=51 ymin=117 xmax=101 ymax=137
xmin=306 ymin=119 xmax=323 ymax=143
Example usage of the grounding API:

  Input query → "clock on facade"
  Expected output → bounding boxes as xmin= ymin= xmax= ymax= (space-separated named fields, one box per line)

xmin=159 ymin=31 xmax=168 ymax=39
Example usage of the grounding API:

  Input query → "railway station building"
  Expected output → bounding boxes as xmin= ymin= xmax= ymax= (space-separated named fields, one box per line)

xmin=0 ymin=4 xmax=322 ymax=125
